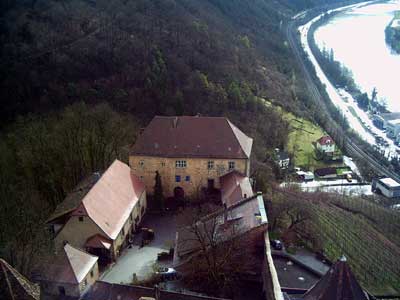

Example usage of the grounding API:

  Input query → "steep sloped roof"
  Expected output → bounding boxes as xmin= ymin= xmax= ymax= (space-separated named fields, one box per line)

xmin=41 ymin=244 xmax=98 ymax=284
xmin=220 ymin=170 xmax=254 ymax=208
xmin=47 ymin=173 xmax=100 ymax=223
xmin=130 ymin=116 xmax=253 ymax=159
xmin=302 ymin=256 xmax=369 ymax=300
xmin=0 ymin=259 xmax=40 ymax=300
xmin=81 ymin=160 xmax=145 ymax=240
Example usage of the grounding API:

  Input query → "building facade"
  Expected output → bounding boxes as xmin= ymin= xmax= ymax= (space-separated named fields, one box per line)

xmin=129 ymin=116 xmax=253 ymax=199
xmin=40 ymin=244 xmax=99 ymax=298
xmin=316 ymin=135 xmax=335 ymax=154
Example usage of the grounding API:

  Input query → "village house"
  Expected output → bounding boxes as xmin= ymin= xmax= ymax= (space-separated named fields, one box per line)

xmin=47 ymin=159 xmax=146 ymax=264
xmin=274 ymin=149 xmax=290 ymax=169
xmin=316 ymin=135 xmax=335 ymax=154
xmin=129 ymin=115 xmax=253 ymax=200
xmin=39 ymin=244 xmax=99 ymax=298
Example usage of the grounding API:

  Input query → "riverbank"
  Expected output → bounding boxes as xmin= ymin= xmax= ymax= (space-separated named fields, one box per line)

xmin=385 ymin=11 xmax=400 ymax=53
xmin=298 ymin=1 xmax=400 ymax=159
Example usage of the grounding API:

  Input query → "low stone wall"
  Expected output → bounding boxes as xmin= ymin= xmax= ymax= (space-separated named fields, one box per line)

xmin=262 ymin=231 xmax=284 ymax=300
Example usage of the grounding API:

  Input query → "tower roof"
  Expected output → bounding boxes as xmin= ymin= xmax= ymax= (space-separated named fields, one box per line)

xmin=0 ymin=259 xmax=40 ymax=300
xmin=303 ymin=258 xmax=369 ymax=300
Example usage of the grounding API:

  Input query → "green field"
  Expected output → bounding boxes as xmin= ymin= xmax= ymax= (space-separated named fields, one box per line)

xmin=281 ymin=111 xmax=328 ymax=170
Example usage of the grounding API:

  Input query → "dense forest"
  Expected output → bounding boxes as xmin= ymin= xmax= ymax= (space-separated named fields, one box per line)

xmin=0 ymin=0 xmax=357 ymax=277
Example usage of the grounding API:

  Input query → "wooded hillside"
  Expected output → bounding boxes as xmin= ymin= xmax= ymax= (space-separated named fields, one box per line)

xmin=0 ymin=0 xmax=354 ymax=277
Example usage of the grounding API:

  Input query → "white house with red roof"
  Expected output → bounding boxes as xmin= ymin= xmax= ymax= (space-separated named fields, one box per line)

xmin=316 ymin=135 xmax=335 ymax=154
xmin=39 ymin=243 xmax=99 ymax=298
xmin=47 ymin=159 xmax=146 ymax=264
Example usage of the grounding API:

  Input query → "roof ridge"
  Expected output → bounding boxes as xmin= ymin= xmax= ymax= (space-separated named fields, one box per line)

xmin=226 ymin=119 xmax=253 ymax=158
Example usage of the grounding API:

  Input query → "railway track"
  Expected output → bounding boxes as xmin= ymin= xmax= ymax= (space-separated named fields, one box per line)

xmin=285 ymin=8 xmax=400 ymax=182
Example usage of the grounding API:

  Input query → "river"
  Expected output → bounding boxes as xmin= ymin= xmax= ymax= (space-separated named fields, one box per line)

xmin=314 ymin=0 xmax=400 ymax=112
xmin=298 ymin=0 xmax=400 ymax=157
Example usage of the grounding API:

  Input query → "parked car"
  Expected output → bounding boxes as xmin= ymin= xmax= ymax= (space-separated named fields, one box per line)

xmin=156 ymin=267 xmax=180 ymax=281
xmin=270 ymin=240 xmax=283 ymax=250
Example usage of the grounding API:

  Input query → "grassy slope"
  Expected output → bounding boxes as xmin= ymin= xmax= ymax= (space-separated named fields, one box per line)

xmin=277 ymin=108 xmax=325 ymax=170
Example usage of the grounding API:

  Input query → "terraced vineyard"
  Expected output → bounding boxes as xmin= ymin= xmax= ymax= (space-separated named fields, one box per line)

xmin=273 ymin=188 xmax=400 ymax=294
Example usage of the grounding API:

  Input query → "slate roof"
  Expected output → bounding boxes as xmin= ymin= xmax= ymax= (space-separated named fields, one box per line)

xmin=220 ymin=170 xmax=254 ymax=208
xmin=0 ymin=259 xmax=40 ymax=300
xmin=302 ymin=256 xmax=369 ymax=300
xmin=130 ymin=116 xmax=253 ymax=159
xmin=41 ymin=244 xmax=98 ymax=284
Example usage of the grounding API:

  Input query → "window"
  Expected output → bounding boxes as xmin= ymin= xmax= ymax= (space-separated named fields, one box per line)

xmin=121 ymin=228 xmax=125 ymax=236
xmin=90 ymin=270 xmax=94 ymax=278
xmin=130 ymin=213 xmax=133 ymax=222
xmin=207 ymin=161 xmax=214 ymax=170
xmin=139 ymin=160 xmax=144 ymax=167
xmin=228 ymin=161 xmax=235 ymax=170
xmin=161 ymin=162 xmax=165 ymax=167
xmin=175 ymin=160 xmax=187 ymax=168
xmin=175 ymin=175 xmax=181 ymax=182
xmin=79 ymin=216 xmax=83 ymax=222
xmin=185 ymin=175 xmax=190 ymax=182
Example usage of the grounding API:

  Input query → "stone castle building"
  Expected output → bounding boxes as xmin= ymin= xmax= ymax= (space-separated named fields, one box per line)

xmin=129 ymin=115 xmax=253 ymax=199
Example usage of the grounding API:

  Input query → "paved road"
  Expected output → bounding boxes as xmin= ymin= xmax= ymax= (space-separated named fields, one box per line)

xmin=286 ymin=3 xmax=400 ymax=183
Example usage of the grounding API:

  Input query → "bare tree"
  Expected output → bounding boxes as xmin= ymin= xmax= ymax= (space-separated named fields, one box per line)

xmin=176 ymin=204 xmax=258 ymax=295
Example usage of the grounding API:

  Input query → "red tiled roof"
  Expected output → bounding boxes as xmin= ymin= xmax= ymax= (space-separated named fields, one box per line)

xmin=317 ymin=135 xmax=334 ymax=146
xmin=130 ymin=116 xmax=253 ymax=159
xmin=220 ymin=170 xmax=254 ymax=207
xmin=303 ymin=257 xmax=369 ymax=300
xmin=86 ymin=235 xmax=112 ymax=250
xmin=82 ymin=160 xmax=145 ymax=240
